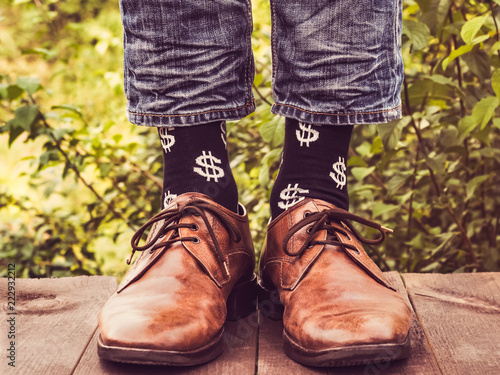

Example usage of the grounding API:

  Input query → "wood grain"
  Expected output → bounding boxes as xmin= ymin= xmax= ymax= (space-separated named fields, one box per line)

xmin=0 ymin=276 xmax=116 ymax=375
xmin=258 ymin=271 xmax=441 ymax=375
xmin=403 ymin=272 xmax=500 ymax=375
xmin=258 ymin=314 xmax=328 ymax=375
xmin=73 ymin=312 xmax=259 ymax=375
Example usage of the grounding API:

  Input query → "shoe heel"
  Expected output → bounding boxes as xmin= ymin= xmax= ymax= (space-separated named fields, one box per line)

xmin=257 ymin=282 xmax=284 ymax=321
xmin=226 ymin=274 xmax=258 ymax=321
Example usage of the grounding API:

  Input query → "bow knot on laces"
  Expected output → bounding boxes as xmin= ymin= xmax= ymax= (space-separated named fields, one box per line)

xmin=282 ymin=208 xmax=393 ymax=257
xmin=127 ymin=200 xmax=241 ymax=276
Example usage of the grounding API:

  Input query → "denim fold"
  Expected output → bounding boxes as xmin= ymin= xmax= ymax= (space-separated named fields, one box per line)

xmin=120 ymin=0 xmax=403 ymax=127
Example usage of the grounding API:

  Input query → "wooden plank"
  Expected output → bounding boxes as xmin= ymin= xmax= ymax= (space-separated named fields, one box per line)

xmin=403 ymin=272 xmax=500 ymax=375
xmin=258 ymin=314 xmax=327 ymax=375
xmin=73 ymin=311 xmax=259 ymax=374
xmin=258 ymin=271 xmax=441 ymax=375
xmin=0 ymin=276 xmax=116 ymax=375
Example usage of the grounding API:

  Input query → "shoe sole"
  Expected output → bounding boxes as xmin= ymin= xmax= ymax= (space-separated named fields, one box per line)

xmin=97 ymin=329 xmax=224 ymax=366
xmin=97 ymin=274 xmax=258 ymax=366
xmin=258 ymin=281 xmax=411 ymax=367
xmin=283 ymin=329 xmax=411 ymax=367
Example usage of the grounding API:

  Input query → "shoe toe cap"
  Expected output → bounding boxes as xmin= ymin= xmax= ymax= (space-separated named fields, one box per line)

xmin=99 ymin=295 xmax=225 ymax=351
xmin=287 ymin=302 xmax=412 ymax=350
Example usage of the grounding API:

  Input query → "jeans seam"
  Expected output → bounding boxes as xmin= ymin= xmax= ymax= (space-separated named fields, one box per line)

xmin=244 ymin=0 xmax=253 ymax=104
xmin=127 ymin=101 xmax=255 ymax=118
xmin=273 ymin=103 xmax=401 ymax=116
xmin=270 ymin=0 xmax=277 ymax=100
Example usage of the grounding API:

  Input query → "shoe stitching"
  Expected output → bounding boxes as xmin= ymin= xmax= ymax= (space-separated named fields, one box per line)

xmin=273 ymin=102 xmax=402 ymax=117
xmin=128 ymin=100 xmax=255 ymax=118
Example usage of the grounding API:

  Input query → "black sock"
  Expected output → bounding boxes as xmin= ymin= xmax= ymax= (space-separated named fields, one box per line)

xmin=270 ymin=118 xmax=353 ymax=219
xmin=159 ymin=121 xmax=238 ymax=212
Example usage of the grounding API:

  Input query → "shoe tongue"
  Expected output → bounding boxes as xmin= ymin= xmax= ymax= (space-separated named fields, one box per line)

xmin=285 ymin=198 xmax=337 ymax=226
xmin=309 ymin=199 xmax=338 ymax=213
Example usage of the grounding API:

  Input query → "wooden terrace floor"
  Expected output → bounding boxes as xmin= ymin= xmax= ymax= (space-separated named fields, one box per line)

xmin=1 ymin=272 xmax=499 ymax=374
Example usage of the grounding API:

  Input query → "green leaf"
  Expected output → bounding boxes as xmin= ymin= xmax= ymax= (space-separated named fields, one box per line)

xmin=402 ymin=20 xmax=430 ymax=50
xmin=458 ymin=96 xmax=499 ymax=137
xmin=491 ymin=69 xmax=500 ymax=98
xmin=458 ymin=116 xmax=478 ymax=138
xmin=52 ymin=104 xmax=82 ymax=115
xmin=351 ymin=166 xmax=375 ymax=182
xmin=99 ymin=163 xmax=112 ymax=178
xmin=21 ymin=48 xmax=57 ymax=60
xmin=461 ymin=14 xmax=488 ymax=45
xmin=377 ymin=116 xmax=411 ymax=151
xmin=442 ymin=44 xmax=473 ymax=71
xmin=112 ymin=134 xmax=123 ymax=143
xmin=346 ymin=156 xmax=367 ymax=168
xmin=462 ymin=49 xmax=491 ymax=80
xmin=254 ymin=73 xmax=264 ymax=87
xmin=16 ymin=77 xmax=41 ymax=95
xmin=7 ymin=119 xmax=23 ymax=147
xmin=52 ymin=128 xmax=71 ymax=140
xmin=258 ymin=163 xmax=270 ymax=187
xmin=490 ymin=40 xmax=500 ymax=55
xmin=478 ymin=97 xmax=499 ymax=129
xmin=13 ymin=105 xmax=39 ymax=130
xmin=259 ymin=117 xmax=285 ymax=147
xmin=466 ymin=174 xmax=490 ymax=200
xmin=415 ymin=0 xmax=432 ymax=12
xmin=258 ymin=149 xmax=282 ymax=187
xmin=425 ymin=152 xmax=447 ymax=174
xmin=386 ymin=173 xmax=411 ymax=195
xmin=418 ymin=0 xmax=451 ymax=34
xmin=0 ymin=84 xmax=24 ymax=101
xmin=470 ymin=35 xmax=490 ymax=45
xmin=425 ymin=74 xmax=460 ymax=89
xmin=372 ymin=202 xmax=399 ymax=219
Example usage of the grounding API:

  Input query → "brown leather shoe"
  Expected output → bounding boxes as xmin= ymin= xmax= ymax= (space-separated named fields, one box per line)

xmin=98 ymin=193 xmax=257 ymax=366
xmin=258 ymin=198 xmax=412 ymax=367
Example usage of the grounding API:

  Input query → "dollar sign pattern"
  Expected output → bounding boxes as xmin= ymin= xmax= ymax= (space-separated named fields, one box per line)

xmin=193 ymin=151 xmax=225 ymax=182
xmin=278 ymin=183 xmax=310 ymax=210
xmin=163 ymin=190 xmax=178 ymax=208
xmin=296 ymin=122 xmax=319 ymax=147
xmin=220 ymin=122 xmax=227 ymax=150
xmin=159 ymin=127 xmax=175 ymax=153
xmin=330 ymin=157 xmax=346 ymax=189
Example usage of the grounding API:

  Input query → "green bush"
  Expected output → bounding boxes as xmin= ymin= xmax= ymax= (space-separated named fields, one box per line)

xmin=1 ymin=0 xmax=499 ymax=278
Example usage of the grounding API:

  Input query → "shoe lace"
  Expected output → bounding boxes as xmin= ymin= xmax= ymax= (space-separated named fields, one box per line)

xmin=126 ymin=199 xmax=241 ymax=276
xmin=282 ymin=208 xmax=393 ymax=257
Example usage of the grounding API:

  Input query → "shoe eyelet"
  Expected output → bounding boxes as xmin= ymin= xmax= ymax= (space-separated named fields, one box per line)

xmin=192 ymin=236 xmax=200 ymax=244
xmin=303 ymin=211 xmax=311 ymax=218
xmin=306 ymin=226 xmax=313 ymax=234
xmin=191 ymin=224 xmax=199 ymax=231
xmin=345 ymin=233 xmax=351 ymax=240
xmin=353 ymin=248 xmax=360 ymax=254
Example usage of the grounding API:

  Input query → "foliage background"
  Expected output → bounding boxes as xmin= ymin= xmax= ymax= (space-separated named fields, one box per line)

xmin=1 ymin=0 xmax=499 ymax=279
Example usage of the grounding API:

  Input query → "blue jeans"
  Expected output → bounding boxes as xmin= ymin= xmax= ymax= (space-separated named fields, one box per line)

xmin=120 ymin=0 xmax=403 ymax=126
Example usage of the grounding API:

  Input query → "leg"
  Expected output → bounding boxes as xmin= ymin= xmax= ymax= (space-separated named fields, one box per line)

xmin=98 ymin=0 xmax=258 ymax=365
xmin=120 ymin=0 xmax=256 ymax=212
xmin=269 ymin=0 xmax=403 ymax=219
xmin=261 ymin=0 xmax=412 ymax=367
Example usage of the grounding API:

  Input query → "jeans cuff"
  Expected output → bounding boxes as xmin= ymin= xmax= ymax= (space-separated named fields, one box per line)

xmin=271 ymin=102 xmax=402 ymax=125
xmin=127 ymin=101 xmax=255 ymax=127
